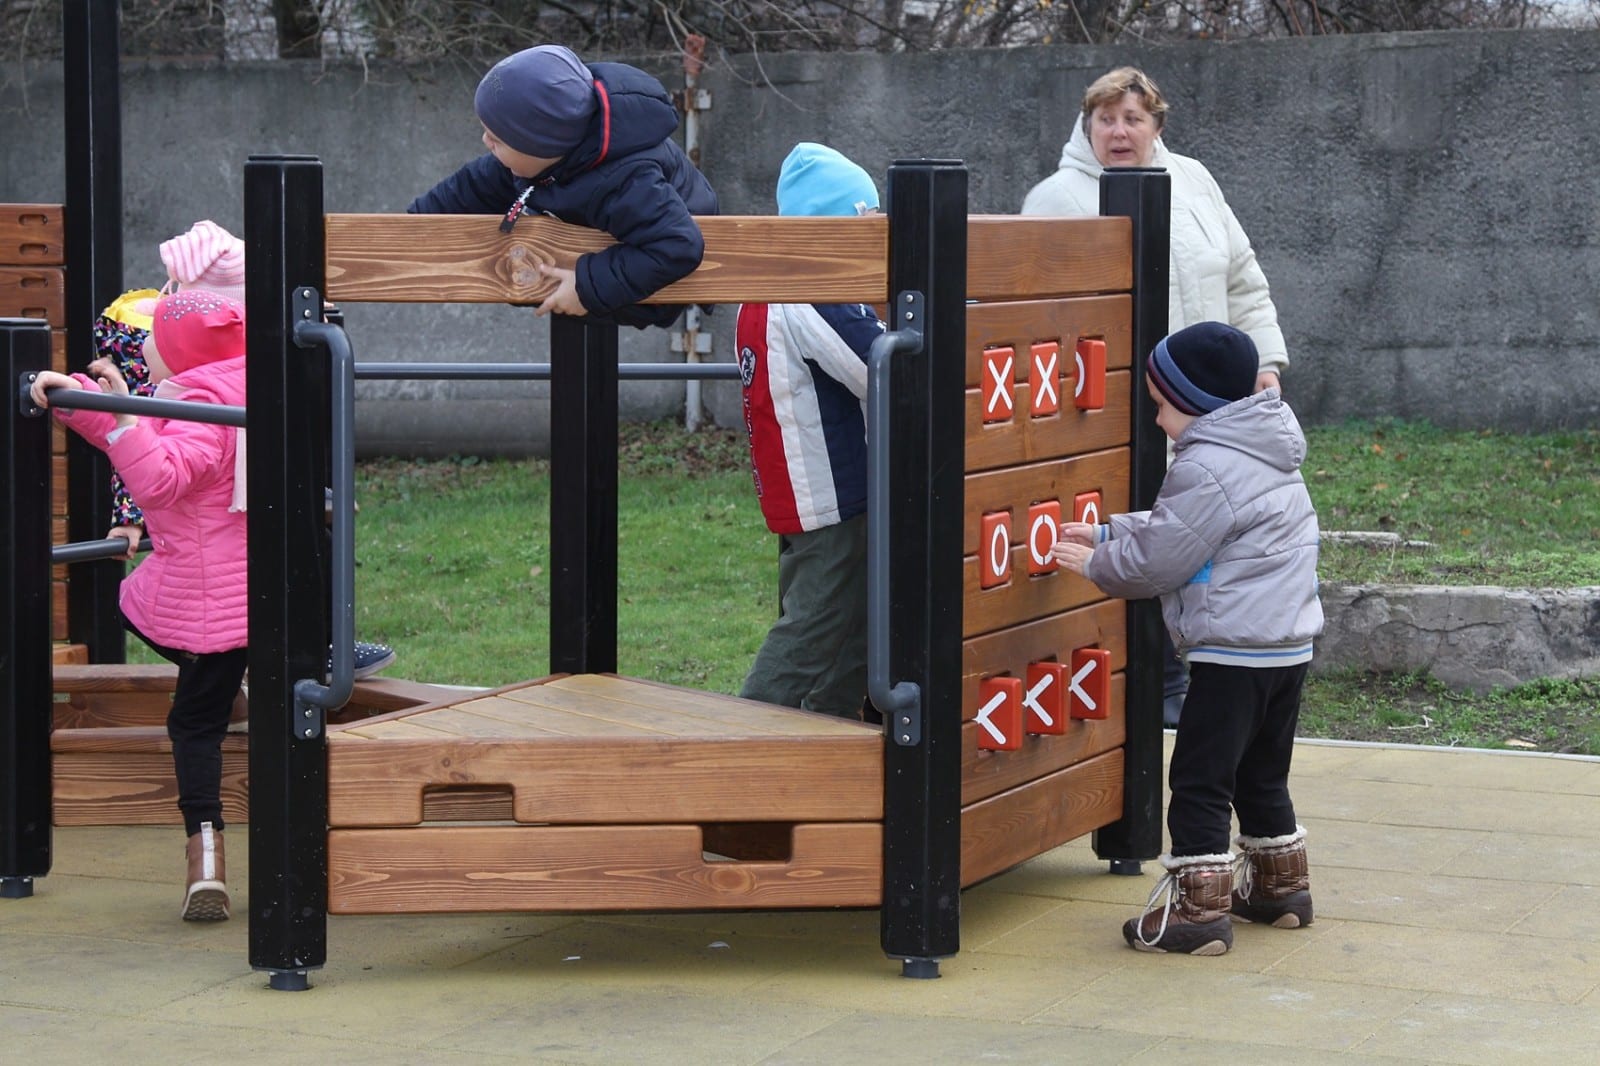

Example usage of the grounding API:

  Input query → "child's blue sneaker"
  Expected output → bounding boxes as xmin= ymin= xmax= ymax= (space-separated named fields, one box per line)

xmin=327 ymin=641 xmax=396 ymax=682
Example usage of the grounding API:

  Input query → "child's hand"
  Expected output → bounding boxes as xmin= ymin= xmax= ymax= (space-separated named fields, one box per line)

xmin=1051 ymin=540 xmax=1094 ymax=575
xmin=86 ymin=358 xmax=130 ymax=397
xmin=1057 ymin=521 xmax=1096 ymax=548
xmin=534 ymin=263 xmax=586 ymax=317
xmin=106 ymin=523 xmax=143 ymax=560
xmin=28 ymin=370 xmax=79 ymax=408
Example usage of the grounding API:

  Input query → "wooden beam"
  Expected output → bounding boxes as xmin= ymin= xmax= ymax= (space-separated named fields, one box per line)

xmin=324 ymin=214 xmax=889 ymax=305
xmin=966 ymin=215 xmax=1132 ymax=302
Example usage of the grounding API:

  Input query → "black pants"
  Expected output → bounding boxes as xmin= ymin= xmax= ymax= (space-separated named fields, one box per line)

xmin=126 ymin=620 xmax=248 ymax=837
xmin=1166 ymin=661 xmax=1308 ymax=857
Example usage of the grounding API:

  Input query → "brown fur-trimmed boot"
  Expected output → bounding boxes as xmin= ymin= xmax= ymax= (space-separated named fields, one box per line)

xmin=181 ymin=821 xmax=230 ymax=922
xmin=1232 ymin=825 xmax=1313 ymax=928
xmin=1122 ymin=852 xmax=1234 ymax=955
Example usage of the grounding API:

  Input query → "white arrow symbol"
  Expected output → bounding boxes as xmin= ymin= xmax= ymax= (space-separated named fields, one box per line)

xmin=1079 ymin=499 xmax=1100 ymax=525
xmin=986 ymin=354 xmax=1014 ymax=414
xmin=976 ymin=689 xmax=1008 ymax=745
xmin=1069 ymin=658 xmax=1098 ymax=712
xmin=1023 ymin=672 xmax=1055 ymax=727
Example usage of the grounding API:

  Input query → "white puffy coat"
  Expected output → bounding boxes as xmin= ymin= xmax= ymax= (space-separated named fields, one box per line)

xmin=1020 ymin=121 xmax=1288 ymax=376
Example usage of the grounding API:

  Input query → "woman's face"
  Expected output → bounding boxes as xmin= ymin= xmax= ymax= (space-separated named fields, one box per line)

xmin=1087 ymin=91 xmax=1160 ymax=168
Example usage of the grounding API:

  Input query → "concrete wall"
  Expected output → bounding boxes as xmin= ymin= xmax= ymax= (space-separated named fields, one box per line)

xmin=5 ymin=30 xmax=1598 ymax=454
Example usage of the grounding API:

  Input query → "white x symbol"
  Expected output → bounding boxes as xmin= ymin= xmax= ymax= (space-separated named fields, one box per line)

xmin=986 ymin=353 xmax=1014 ymax=414
xmin=1034 ymin=350 xmax=1058 ymax=407
xmin=1068 ymin=657 xmax=1098 ymax=712
xmin=976 ymin=688 xmax=1009 ymax=745
xmin=1023 ymin=671 xmax=1055 ymax=727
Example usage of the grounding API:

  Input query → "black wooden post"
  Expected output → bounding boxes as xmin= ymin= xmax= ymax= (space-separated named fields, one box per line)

xmin=548 ymin=316 xmax=618 ymax=674
xmin=243 ymin=155 xmax=331 ymax=990
xmin=879 ymin=160 xmax=968 ymax=975
xmin=1 ymin=319 xmax=55 ymax=898
xmin=62 ymin=0 xmax=126 ymax=663
xmin=1092 ymin=167 xmax=1171 ymax=872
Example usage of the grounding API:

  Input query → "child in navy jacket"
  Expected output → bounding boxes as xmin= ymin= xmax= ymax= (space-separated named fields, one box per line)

xmin=410 ymin=44 xmax=718 ymax=329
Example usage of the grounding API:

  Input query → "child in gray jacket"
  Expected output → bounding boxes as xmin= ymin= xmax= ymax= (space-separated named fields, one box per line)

xmin=1053 ymin=320 xmax=1323 ymax=956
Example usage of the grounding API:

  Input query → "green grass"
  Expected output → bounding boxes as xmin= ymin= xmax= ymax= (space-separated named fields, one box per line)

xmin=1306 ymin=420 xmax=1600 ymax=587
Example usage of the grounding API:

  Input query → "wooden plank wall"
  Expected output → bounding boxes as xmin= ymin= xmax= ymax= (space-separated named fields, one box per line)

xmin=956 ymin=217 xmax=1135 ymax=884
xmin=0 ymin=204 xmax=69 ymax=643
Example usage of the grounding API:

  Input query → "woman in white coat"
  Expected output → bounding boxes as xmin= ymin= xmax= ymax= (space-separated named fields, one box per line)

xmin=1022 ymin=66 xmax=1290 ymax=723
xmin=1021 ymin=66 xmax=1287 ymax=394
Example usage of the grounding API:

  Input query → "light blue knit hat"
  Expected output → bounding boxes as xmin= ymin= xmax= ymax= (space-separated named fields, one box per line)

xmin=776 ymin=143 xmax=879 ymax=218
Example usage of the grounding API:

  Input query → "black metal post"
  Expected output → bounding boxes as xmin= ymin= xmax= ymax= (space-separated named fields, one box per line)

xmin=1092 ymin=167 xmax=1171 ymax=872
xmin=244 ymin=155 xmax=330 ymax=990
xmin=2 ymin=319 xmax=55 ymax=898
xmin=548 ymin=316 xmax=618 ymax=674
xmin=62 ymin=0 xmax=126 ymax=663
xmin=879 ymin=160 xmax=968 ymax=976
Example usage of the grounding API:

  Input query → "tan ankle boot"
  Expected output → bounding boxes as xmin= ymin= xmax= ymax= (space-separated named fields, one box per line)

xmin=1122 ymin=852 xmax=1234 ymax=955
xmin=1232 ymin=825 xmax=1313 ymax=928
xmin=181 ymin=822 xmax=230 ymax=921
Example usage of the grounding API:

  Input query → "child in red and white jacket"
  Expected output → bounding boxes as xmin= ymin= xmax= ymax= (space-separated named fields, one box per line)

xmin=735 ymin=143 xmax=885 ymax=718
xmin=31 ymin=290 xmax=247 ymax=923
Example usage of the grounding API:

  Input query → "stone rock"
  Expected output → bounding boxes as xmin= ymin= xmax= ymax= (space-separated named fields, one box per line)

xmin=1315 ymin=584 xmax=1600 ymax=692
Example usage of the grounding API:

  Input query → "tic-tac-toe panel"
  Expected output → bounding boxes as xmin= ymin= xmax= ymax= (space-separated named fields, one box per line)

xmin=964 ymin=296 xmax=1133 ymax=474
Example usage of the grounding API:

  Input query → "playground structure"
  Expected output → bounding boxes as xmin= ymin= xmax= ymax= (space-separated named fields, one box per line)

xmin=5 ymin=151 xmax=1170 ymax=988
xmin=0 ymin=0 xmax=1181 ymax=992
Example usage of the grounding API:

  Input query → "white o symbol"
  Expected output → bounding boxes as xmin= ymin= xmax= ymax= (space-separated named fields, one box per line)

xmin=1030 ymin=514 xmax=1056 ymax=566
xmin=1074 ymin=352 xmax=1086 ymax=398
xmin=1080 ymin=500 xmax=1100 ymax=525
xmin=989 ymin=522 xmax=1011 ymax=579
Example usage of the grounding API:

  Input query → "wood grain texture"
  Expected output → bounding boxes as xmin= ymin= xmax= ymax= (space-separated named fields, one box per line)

xmin=965 ymin=372 xmax=1132 ymax=474
xmin=0 ymin=204 xmax=64 ymax=265
xmin=52 ymin=644 xmax=88 ymax=665
xmin=325 ymin=214 xmax=888 ymax=305
xmin=962 ymin=555 xmax=1107 ymax=639
xmin=960 ymin=599 xmax=1127 ymax=720
xmin=327 ymin=822 xmax=882 ymax=913
xmin=0 ymin=267 xmax=65 ymax=324
xmin=53 ymin=663 xmax=182 ymax=693
xmin=328 ymin=735 xmax=882 ymax=827
xmin=961 ymin=676 xmax=1126 ymax=805
xmin=52 ymin=737 xmax=249 ymax=826
xmin=960 ymin=749 xmax=1124 ymax=885
xmin=966 ymin=216 xmax=1131 ymax=302
xmin=965 ymin=295 xmax=1133 ymax=388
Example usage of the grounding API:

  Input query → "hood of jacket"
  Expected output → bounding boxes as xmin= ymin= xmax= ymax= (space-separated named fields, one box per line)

xmin=541 ymin=62 xmax=680 ymax=184
xmin=1056 ymin=118 xmax=1171 ymax=178
xmin=1175 ymin=387 xmax=1305 ymax=474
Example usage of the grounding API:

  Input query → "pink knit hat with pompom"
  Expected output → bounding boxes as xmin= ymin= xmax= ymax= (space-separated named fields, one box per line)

xmin=159 ymin=220 xmax=246 ymax=303
xmin=151 ymin=290 xmax=246 ymax=377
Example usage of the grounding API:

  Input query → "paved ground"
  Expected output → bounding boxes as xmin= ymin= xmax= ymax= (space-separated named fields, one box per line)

xmin=5 ymin=737 xmax=1600 ymax=1065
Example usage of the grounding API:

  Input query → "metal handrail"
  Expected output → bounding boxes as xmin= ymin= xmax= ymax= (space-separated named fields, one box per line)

xmin=289 ymin=319 xmax=356 ymax=734
xmin=354 ymin=361 xmax=739 ymax=381
xmin=866 ymin=291 xmax=925 ymax=747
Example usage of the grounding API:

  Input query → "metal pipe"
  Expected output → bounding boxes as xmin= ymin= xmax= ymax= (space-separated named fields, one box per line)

xmin=21 ymin=382 xmax=246 ymax=428
xmin=352 ymin=362 xmax=739 ymax=382
xmin=289 ymin=320 xmax=355 ymax=720
xmin=681 ymin=34 xmax=709 ymax=432
xmin=51 ymin=537 xmax=150 ymax=566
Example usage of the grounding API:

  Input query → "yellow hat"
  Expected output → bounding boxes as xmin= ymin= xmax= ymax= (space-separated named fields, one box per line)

xmin=101 ymin=288 xmax=160 ymax=332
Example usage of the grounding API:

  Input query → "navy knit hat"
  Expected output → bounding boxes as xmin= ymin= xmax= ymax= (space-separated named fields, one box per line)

xmin=776 ymin=143 xmax=879 ymax=217
xmin=474 ymin=45 xmax=596 ymax=158
xmin=1147 ymin=321 xmax=1259 ymax=415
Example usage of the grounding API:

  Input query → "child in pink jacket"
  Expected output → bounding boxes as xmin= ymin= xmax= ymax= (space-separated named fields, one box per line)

xmin=31 ymin=289 xmax=247 ymax=923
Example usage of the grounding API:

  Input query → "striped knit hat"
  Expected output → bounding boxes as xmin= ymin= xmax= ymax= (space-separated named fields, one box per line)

xmin=159 ymin=220 xmax=246 ymax=303
xmin=1147 ymin=321 xmax=1258 ymax=416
